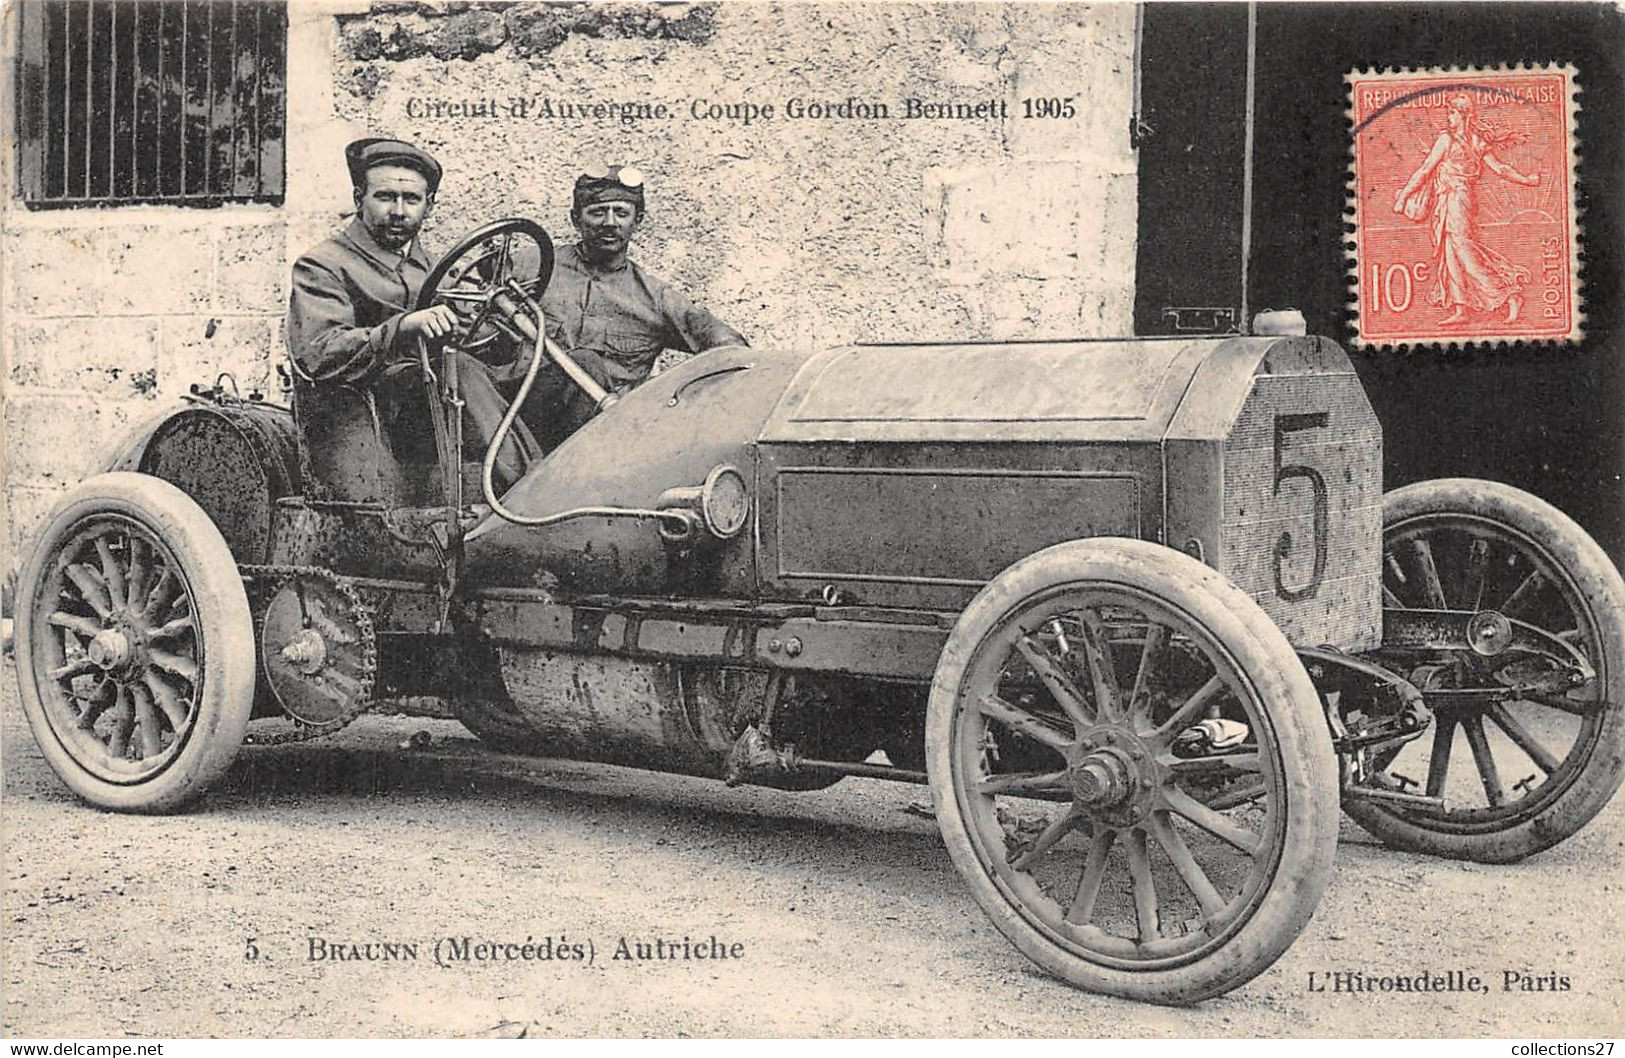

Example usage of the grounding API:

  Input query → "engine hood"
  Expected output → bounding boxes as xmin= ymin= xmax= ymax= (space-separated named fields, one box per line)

xmin=460 ymin=334 xmax=1366 ymax=606
xmin=758 ymin=338 xmax=1215 ymax=444
xmin=461 ymin=344 xmax=812 ymax=593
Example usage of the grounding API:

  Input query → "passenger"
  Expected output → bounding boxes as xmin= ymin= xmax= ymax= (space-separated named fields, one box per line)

xmin=286 ymin=137 xmax=536 ymax=493
xmin=521 ymin=164 xmax=748 ymax=450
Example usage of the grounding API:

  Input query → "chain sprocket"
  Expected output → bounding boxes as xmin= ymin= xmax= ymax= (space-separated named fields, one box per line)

xmin=242 ymin=565 xmax=377 ymax=745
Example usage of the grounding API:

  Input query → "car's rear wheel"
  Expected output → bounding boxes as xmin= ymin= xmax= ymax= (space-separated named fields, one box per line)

xmin=927 ymin=539 xmax=1338 ymax=1004
xmin=15 ymin=473 xmax=256 ymax=812
xmin=1346 ymin=479 xmax=1625 ymax=862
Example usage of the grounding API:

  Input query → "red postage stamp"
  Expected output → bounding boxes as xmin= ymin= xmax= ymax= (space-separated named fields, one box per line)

xmin=1347 ymin=65 xmax=1580 ymax=347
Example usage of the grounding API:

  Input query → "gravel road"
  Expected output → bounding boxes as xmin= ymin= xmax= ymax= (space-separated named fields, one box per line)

xmin=4 ymin=658 xmax=1623 ymax=1038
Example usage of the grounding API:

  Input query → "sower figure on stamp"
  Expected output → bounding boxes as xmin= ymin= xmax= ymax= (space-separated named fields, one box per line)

xmin=287 ymin=138 xmax=537 ymax=500
xmin=518 ymin=164 xmax=748 ymax=451
xmin=1393 ymin=93 xmax=1543 ymax=326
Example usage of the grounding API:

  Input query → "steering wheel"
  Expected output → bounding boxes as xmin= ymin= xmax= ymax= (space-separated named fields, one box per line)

xmin=417 ymin=218 xmax=555 ymax=356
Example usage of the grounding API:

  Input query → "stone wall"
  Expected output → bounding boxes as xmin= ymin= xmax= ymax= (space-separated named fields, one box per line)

xmin=2 ymin=213 xmax=288 ymax=548
xmin=1 ymin=1 xmax=1138 ymax=590
xmin=0 ymin=5 xmax=343 ymax=586
xmin=328 ymin=1 xmax=1138 ymax=348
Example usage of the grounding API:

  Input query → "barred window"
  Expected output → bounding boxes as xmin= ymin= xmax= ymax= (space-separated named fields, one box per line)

xmin=14 ymin=0 xmax=287 ymax=208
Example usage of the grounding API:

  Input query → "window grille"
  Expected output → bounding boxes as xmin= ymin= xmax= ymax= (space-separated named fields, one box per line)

xmin=14 ymin=0 xmax=287 ymax=208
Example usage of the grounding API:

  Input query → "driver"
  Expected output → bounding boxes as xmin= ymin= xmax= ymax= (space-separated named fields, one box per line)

xmin=521 ymin=163 xmax=748 ymax=450
xmin=286 ymin=137 xmax=535 ymax=494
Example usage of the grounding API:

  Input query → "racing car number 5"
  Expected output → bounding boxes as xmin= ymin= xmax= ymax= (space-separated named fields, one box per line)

xmin=1272 ymin=411 xmax=1329 ymax=602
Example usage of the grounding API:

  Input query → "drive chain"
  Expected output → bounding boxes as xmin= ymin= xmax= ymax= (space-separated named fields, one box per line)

xmin=240 ymin=564 xmax=378 ymax=746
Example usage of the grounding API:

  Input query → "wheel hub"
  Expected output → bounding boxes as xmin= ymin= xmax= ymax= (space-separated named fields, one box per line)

xmin=1069 ymin=748 xmax=1134 ymax=807
xmin=86 ymin=628 xmax=133 ymax=674
xmin=279 ymin=628 xmax=328 ymax=675
xmin=1070 ymin=729 xmax=1161 ymax=825
xmin=1467 ymin=609 xmax=1513 ymax=656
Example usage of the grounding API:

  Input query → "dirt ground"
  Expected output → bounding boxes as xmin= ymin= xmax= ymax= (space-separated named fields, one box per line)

xmin=3 ymin=656 xmax=1623 ymax=1039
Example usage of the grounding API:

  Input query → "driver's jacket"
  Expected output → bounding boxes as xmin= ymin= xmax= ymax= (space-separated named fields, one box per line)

xmin=286 ymin=217 xmax=432 ymax=384
xmin=539 ymin=244 xmax=747 ymax=394
xmin=284 ymin=218 xmax=536 ymax=493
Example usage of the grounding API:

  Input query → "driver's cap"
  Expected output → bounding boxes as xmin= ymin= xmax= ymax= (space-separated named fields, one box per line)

xmin=346 ymin=137 xmax=442 ymax=193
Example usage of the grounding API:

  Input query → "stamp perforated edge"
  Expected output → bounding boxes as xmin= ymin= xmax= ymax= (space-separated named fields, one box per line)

xmin=1343 ymin=62 xmax=1583 ymax=351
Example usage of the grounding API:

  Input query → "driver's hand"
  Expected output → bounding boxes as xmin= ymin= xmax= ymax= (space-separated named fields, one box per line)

xmin=400 ymin=304 xmax=461 ymax=341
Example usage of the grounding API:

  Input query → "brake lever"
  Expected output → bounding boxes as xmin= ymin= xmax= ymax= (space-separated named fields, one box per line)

xmin=501 ymin=280 xmax=615 ymax=411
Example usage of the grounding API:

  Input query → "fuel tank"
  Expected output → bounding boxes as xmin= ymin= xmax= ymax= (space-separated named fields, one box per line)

xmin=135 ymin=398 xmax=302 ymax=564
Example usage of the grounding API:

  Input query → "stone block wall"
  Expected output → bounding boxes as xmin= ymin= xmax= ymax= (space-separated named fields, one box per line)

xmin=329 ymin=1 xmax=1138 ymax=349
xmin=1 ymin=214 xmax=288 ymax=577
xmin=0 ymin=2 xmax=342 ymax=585
xmin=2 ymin=0 xmax=1138 ymax=591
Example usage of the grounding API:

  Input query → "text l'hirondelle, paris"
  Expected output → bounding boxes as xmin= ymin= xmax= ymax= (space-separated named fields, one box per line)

xmin=1306 ymin=968 xmax=1572 ymax=995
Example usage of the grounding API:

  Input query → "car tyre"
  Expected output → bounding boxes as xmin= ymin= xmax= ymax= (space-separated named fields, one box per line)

xmin=15 ymin=473 xmax=256 ymax=812
xmin=927 ymin=538 xmax=1338 ymax=1004
xmin=1346 ymin=478 xmax=1625 ymax=862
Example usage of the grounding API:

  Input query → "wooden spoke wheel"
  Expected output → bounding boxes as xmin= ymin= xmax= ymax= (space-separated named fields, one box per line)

xmin=15 ymin=474 xmax=255 ymax=812
xmin=1347 ymin=479 xmax=1625 ymax=862
xmin=927 ymin=539 xmax=1338 ymax=1004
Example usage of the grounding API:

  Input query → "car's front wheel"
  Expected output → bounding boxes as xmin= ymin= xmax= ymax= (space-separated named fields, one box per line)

xmin=927 ymin=538 xmax=1338 ymax=1004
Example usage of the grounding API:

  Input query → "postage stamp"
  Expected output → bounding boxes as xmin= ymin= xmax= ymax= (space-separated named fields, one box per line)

xmin=1347 ymin=64 xmax=1581 ymax=347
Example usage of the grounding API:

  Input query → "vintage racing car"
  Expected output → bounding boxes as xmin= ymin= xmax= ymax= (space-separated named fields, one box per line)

xmin=14 ymin=219 xmax=1625 ymax=1003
